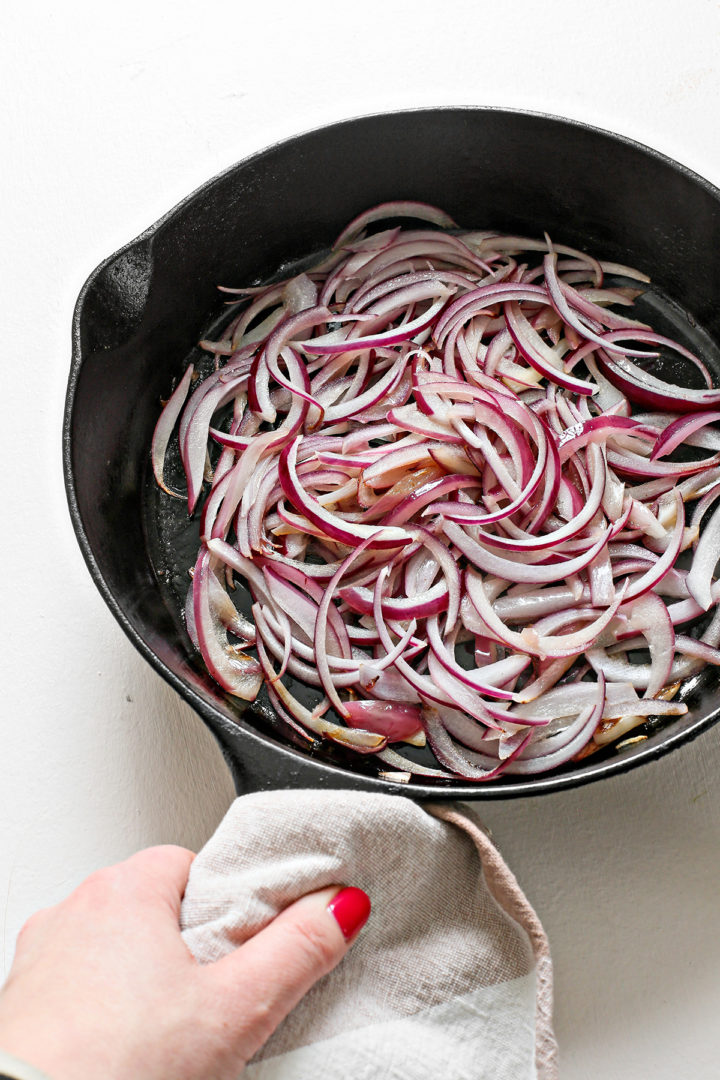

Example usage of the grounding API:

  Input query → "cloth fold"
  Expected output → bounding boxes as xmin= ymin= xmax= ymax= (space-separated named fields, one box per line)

xmin=180 ymin=790 xmax=557 ymax=1080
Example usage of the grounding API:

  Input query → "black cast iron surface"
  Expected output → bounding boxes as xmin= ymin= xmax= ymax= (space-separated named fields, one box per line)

xmin=64 ymin=107 xmax=720 ymax=798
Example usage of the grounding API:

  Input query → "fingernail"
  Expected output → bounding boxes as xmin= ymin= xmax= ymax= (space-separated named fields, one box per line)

xmin=326 ymin=886 xmax=371 ymax=941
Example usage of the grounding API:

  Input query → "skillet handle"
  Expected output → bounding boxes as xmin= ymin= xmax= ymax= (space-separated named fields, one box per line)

xmin=214 ymin=726 xmax=371 ymax=796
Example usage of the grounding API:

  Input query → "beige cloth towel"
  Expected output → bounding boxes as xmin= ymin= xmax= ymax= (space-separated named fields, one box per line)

xmin=180 ymin=790 xmax=558 ymax=1080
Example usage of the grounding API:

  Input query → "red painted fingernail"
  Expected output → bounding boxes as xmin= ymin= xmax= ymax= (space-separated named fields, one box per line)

xmin=326 ymin=886 xmax=371 ymax=941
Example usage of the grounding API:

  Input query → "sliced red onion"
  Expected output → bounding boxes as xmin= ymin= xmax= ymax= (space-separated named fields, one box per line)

xmin=650 ymin=410 xmax=720 ymax=461
xmin=332 ymin=201 xmax=457 ymax=249
xmin=182 ymin=372 xmax=250 ymax=513
xmin=152 ymin=363 xmax=194 ymax=496
xmin=444 ymin=520 xmax=613 ymax=585
xmin=465 ymin=569 xmax=627 ymax=661
xmin=153 ymin=205 xmax=720 ymax=782
xmin=503 ymin=676 xmax=605 ymax=774
xmin=279 ymin=437 xmax=410 ymax=549
xmin=261 ymin=565 xmax=348 ymax=657
xmin=426 ymin=615 xmax=529 ymax=698
xmin=467 ymin=443 xmax=607 ymax=551
xmin=623 ymin=592 xmax=675 ymax=698
xmin=686 ymin=497 xmax=720 ymax=610
xmin=255 ymin=636 xmax=386 ymax=751
xmin=622 ymin=490 xmax=685 ymax=602
xmin=340 ymin=580 xmax=450 ymax=620
xmin=544 ymin=252 xmax=652 ymax=357
xmin=192 ymin=549 xmax=262 ymax=700
xmin=375 ymin=746 xmax=450 ymax=779
xmin=298 ymin=297 xmax=449 ymax=355
xmin=673 ymin=636 xmax=720 ymax=665
xmin=344 ymin=700 xmax=424 ymax=742
xmin=597 ymin=350 xmax=720 ymax=413
xmin=505 ymin=300 xmax=596 ymax=395
xmin=282 ymin=272 xmax=318 ymax=314
xmin=420 ymin=706 xmax=526 ymax=780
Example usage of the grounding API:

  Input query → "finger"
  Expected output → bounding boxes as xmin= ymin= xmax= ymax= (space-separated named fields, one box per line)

xmin=119 ymin=846 xmax=197 ymax=915
xmin=9 ymin=848 xmax=197 ymax=974
xmin=208 ymin=885 xmax=371 ymax=1054
xmin=20 ymin=846 xmax=194 ymax=932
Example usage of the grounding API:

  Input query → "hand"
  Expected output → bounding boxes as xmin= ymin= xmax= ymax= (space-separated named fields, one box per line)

xmin=0 ymin=845 xmax=370 ymax=1080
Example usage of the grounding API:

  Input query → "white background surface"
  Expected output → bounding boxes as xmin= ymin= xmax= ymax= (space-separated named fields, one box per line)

xmin=3 ymin=1 xmax=720 ymax=1076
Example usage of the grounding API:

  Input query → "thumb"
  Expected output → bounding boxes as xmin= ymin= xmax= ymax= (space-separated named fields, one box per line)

xmin=208 ymin=885 xmax=371 ymax=1057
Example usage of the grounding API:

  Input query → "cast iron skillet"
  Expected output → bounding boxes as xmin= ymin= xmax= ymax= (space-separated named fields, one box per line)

xmin=64 ymin=107 xmax=720 ymax=799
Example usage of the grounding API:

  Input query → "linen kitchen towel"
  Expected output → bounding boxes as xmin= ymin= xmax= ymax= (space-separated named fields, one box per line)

xmin=180 ymin=789 xmax=557 ymax=1080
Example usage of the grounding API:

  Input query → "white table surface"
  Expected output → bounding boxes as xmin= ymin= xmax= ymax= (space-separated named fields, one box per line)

xmin=4 ymin=1 xmax=720 ymax=1075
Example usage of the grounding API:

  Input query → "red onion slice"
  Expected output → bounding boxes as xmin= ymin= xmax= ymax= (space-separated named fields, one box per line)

xmin=651 ymin=410 xmax=720 ymax=460
xmin=152 ymin=363 xmax=194 ymax=496
xmin=333 ymin=201 xmax=457 ymax=249
xmin=504 ymin=675 xmax=606 ymax=775
xmin=344 ymin=700 xmax=423 ymax=742
xmin=687 ymin=497 xmax=720 ymax=610
xmin=597 ymin=350 xmax=720 ymax=413
xmin=444 ymin=520 xmax=613 ymax=585
xmin=192 ymin=550 xmax=262 ymax=700
xmin=298 ymin=297 xmax=448 ymax=355
xmin=544 ymin=253 xmax=652 ymax=358
xmin=505 ymin=300 xmax=596 ymax=395
xmin=279 ymin=437 xmax=410 ymax=550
